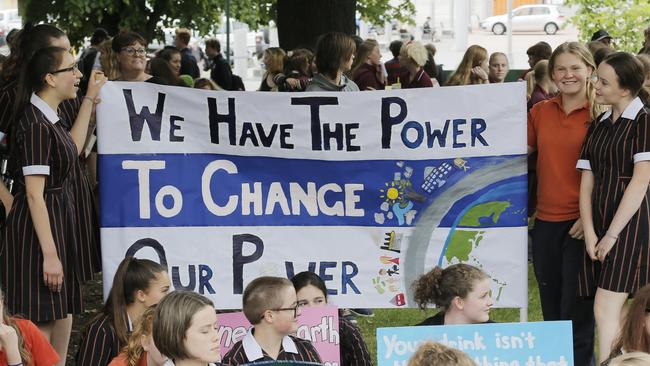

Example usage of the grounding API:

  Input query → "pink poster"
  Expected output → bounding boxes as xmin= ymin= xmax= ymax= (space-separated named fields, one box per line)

xmin=218 ymin=305 xmax=341 ymax=365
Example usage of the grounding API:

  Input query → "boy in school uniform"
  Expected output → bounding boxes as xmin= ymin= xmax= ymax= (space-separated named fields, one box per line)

xmin=221 ymin=277 xmax=322 ymax=365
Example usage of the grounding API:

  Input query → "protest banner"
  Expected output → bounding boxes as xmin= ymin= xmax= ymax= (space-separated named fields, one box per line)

xmin=96 ymin=81 xmax=527 ymax=308
xmin=376 ymin=321 xmax=574 ymax=366
xmin=217 ymin=305 xmax=340 ymax=365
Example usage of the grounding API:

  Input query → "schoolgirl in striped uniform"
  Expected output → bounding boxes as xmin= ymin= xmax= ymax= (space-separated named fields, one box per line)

xmin=76 ymin=257 xmax=170 ymax=366
xmin=0 ymin=45 xmax=106 ymax=364
xmin=578 ymin=51 xmax=650 ymax=364
xmin=0 ymin=24 xmax=102 ymax=286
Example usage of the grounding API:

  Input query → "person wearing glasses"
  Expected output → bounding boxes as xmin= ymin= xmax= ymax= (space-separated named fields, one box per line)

xmin=222 ymin=276 xmax=322 ymax=365
xmin=1 ymin=45 xmax=106 ymax=365
xmin=111 ymin=32 xmax=167 ymax=85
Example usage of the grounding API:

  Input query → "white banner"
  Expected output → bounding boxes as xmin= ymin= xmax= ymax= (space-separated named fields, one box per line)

xmin=97 ymin=82 xmax=528 ymax=309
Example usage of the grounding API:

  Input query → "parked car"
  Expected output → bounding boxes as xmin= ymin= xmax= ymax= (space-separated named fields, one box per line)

xmin=479 ymin=5 xmax=565 ymax=35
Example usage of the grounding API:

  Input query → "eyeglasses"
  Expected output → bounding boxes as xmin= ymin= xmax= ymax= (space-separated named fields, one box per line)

xmin=122 ymin=47 xmax=147 ymax=57
xmin=51 ymin=64 xmax=79 ymax=74
xmin=261 ymin=305 xmax=299 ymax=319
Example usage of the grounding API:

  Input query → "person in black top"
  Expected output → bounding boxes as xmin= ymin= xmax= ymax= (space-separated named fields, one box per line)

xmin=112 ymin=32 xmax=167 ymax=85
xmin=174 ymin=28 xmax=200 ymax=79
xmin=205 ymin=38 xmax=233 ymax=90
xmin=412 ymin=264 xmax=494 ymax=326
xmin=291 ymin=271 xmax=372 ymax=366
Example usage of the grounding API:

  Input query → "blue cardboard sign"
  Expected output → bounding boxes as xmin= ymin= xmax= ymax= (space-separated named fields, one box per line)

xmin=376 ymin=321 xmax=573 ymax=366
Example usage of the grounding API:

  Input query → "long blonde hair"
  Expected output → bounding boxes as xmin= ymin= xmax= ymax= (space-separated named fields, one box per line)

xmin=124 ymin=305 xmax=157 ymax=366
xmin=446 ymin=45 xmax=487 ymax=86
xmin=548 ymin=42 xmax=604 ymax=119
xmin=0 ymin=288 xmax=31 ymax=365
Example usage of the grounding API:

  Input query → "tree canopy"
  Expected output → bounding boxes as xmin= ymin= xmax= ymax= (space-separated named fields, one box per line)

xmin=565 ymin=0 xmax=650 ymax=52
xmin=20 ymin=0 xmax=415 ymax=48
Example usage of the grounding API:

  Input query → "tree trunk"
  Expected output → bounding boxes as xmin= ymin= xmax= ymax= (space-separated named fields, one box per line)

xmin=277 ymin=0 xmax=356 ymax=51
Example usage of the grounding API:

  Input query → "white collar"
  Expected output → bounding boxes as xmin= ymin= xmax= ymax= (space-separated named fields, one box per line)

xmin=241 ymin=328 xmax=299 ymax=361
xmin=599 ymin=97 xmax=644 ymax=122
xmin=30 ymin=93 xmax=59 ymax=124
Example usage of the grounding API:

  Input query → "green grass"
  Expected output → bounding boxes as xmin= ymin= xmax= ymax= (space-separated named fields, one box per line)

xmin=356 ymin=264 xmax=542 ymax=365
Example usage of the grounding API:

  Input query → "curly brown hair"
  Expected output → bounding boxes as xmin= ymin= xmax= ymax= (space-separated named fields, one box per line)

xmin=412 ymin=264 xmax=488 ymax=311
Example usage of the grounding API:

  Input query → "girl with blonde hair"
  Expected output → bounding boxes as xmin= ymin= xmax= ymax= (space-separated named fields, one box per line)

xmin=408 ymin=342 xmax=476 ymax=366
xmin=108 ymin=305 xmax=168 ymax=366
xmin=259 ymin=47 xmax=286 ymax=91
xmin=446 ymin=45 xmax=488 ymax=86
xmin=528 ymin=42 xmax=603 ymax=366
xmin=398 ymin=41 xmax=434 ymax=88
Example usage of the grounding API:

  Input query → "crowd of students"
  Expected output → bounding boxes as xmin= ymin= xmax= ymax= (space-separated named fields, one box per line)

xmin=0 ymin=19 xmax=649 ymax=366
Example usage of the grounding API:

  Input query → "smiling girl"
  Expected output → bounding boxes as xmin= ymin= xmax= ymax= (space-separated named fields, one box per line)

xmin=528 ymin=42 xmax=601 ymax=366
xmin=411 ymin=264 xmax=493 ymax=325
xmin=577 ymin=51 xmax=650 ymax=363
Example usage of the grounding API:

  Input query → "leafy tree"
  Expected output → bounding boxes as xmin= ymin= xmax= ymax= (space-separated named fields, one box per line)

xmin=565 ymin=0 xmax=650 ymax=52
xmin=20 ymin=0 xmax=414 ymax=48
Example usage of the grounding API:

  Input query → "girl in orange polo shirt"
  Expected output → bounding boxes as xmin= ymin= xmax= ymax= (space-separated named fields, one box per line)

xmin=0 ymin=288 xmax=59 ymax=366
xmin=108 ymin=305 xmax=168 ymax=366
xmin=528 ymin=42 xmax=603 ymax=366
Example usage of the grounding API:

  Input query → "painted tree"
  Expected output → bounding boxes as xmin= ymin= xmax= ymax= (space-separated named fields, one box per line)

xmin=20 ymin=0 xmax=414 ymax=48
xmin=565 ymin=0 xmax=650 ymax=52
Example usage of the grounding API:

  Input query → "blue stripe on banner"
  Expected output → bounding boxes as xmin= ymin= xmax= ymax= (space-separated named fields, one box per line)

xmin=99 ymin=153 xmax=527 ymax=228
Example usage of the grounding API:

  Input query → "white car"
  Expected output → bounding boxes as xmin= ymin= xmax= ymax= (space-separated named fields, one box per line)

xmin=479 ymin=5 xmax=565 ymax=35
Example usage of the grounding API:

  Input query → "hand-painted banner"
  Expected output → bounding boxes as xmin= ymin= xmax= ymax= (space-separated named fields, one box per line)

xmin=376 ymin=321 xmax=574 ymax=366
xmin=97 ymin=81 xmax=528 ymax=308
xmin=218 ymin=306 xmax=340 ymax=365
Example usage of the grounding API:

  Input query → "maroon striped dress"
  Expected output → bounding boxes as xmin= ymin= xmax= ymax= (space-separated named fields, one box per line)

xmin=0 ymin=79 xmax=101 ymax=283
xmin=577 ymin=97 xmax=650 ymax=296
xmin=58 ymin=95 xmax=102 ymax=282
xmin=0 ymin=94 xmax=83 ymax=321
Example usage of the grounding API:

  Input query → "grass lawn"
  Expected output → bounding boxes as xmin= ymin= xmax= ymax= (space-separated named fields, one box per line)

xmin=356 ymin=264 xmax=543 ymax=365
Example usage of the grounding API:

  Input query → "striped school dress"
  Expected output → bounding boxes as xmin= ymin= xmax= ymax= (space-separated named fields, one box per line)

xmin=0 ymin=80 xmax=101 ymax=283
xmin=59 ymin=95 xmax=102 ymax=282
xmin=577 ymin=97 xmax=650 ymax=296
xmin=0 ymin=93 xmax=83 ymax=321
